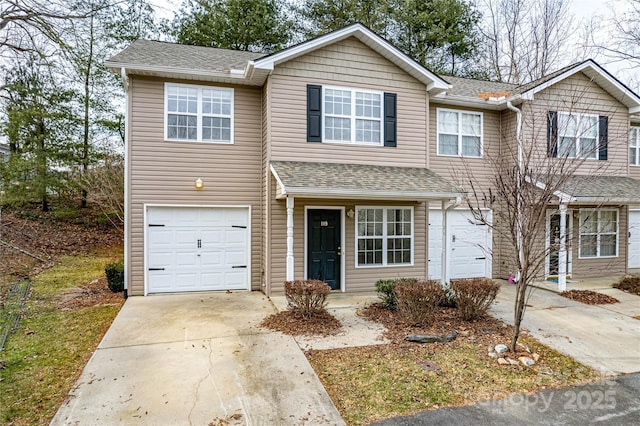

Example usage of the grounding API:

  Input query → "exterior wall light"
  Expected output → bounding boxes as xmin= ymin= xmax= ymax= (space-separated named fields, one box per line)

xmin=195 ymin=178 xmax=204 ymax=189
xmin=347 ymin=209 xmax=355 ymax=219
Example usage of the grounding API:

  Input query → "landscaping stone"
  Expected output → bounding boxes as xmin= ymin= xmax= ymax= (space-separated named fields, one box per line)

xmin=488 ymin=352 xmax=497 ymax=358
xmin=494 ymin=344 xmax=508 ymax=353
xmin=532 ymin=353 xmax=540 ymax=362
xmin=508 ymin=358 xmax=520 ymax=366
xmin=405 ymin=332 xmax=458 ymax=343
xmin=497 ymin=358 xmax=509 ymax=365
xmin=519 ymin=356 xmax=536 ymax=367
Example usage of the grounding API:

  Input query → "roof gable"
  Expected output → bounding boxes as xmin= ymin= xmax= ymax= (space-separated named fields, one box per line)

xmin=250 ymin=24 xmax=450 ymax=93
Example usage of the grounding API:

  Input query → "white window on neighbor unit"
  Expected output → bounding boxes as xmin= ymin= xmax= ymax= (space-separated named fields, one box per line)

xmin=579 ymin=209 xmax=618 ymax=258
xmin=437 ymin=109 xmax=483 ymax=157
xmin=356 ymin=207 xmax=413 ymax=267
xmin=324 ymin=87 xmax=383 ymax=145
xmin=631 ymin=127 xmax=640 ymax=166
xmin=558 ymin=112 xmax=598 ymax=159
xmin=165 ymin=83 xmax=233 ymax=143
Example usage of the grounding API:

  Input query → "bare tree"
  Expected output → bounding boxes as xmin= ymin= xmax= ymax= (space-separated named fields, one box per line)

xmin=477 ymin=0 xmax=576 ymax=83
xmin=453 ymin=85 xmax=624 ymax=351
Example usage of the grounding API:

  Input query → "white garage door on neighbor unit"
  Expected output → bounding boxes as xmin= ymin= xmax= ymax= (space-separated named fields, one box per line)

xmin=630 ymin=210 xmax=640 ymax=269
xmin=428 ymin=209 xmax=491 ymax=280
xmin=146 ymin=206 xmax=250 ymax=293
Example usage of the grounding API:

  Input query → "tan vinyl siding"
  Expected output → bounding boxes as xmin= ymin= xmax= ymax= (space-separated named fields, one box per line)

xmin=268 ymin=37 xmax=428 ymax=168
xmin=127 ymin=76 xmax=262 ymax=295
xmin=268 ymin=176 xmax=428 ymax=293
xmin=520 ymin=72 xmax=629 ymax=177
xmin=428 ymin=104 xmax=502 ymax=196
xmin=571 ymin=206 xmax=628 ymax=278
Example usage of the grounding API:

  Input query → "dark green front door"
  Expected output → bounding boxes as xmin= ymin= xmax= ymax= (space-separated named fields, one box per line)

xmin=307 ymin=209 xmax=341 ymax=290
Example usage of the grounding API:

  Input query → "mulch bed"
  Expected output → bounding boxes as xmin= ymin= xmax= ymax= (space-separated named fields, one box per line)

xmin=260 ymin=309 xmax=342 ymax=336
xmin=559 ymin=290 xmax=619 ymax=305
xmin=57 ymin=276 xmax=125 ymax=310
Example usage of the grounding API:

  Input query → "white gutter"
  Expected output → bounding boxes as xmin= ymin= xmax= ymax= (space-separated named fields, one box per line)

xmin=121 ymin=67 xmax=129 ymax=296
xmin=506 ymin=101 xmax=525 ymax=284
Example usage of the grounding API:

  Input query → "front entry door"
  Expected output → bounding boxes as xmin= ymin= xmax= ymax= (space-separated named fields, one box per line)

xmin=307 ymin=209 xmax=341 ymax=290
xmin=548 ymin=212 xmax=571 ymax=277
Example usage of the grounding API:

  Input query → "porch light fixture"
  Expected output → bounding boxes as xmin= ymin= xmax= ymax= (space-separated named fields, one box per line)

xmin=195 ymin=178 xmax=204 ymax=189
xmin=347 ymin=209 xmax=355 ymax=219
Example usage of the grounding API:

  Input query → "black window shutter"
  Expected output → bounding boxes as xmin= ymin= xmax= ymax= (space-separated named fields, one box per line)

xmin=384 ymin=92 xmax=397 ymax=147
xmin=547 ymin=111 xmax=558 ymax=157
xmin=307 ymin=84 xmax=322 ymax=142
xmin=598 ymin=115 xmax=608 ymax=160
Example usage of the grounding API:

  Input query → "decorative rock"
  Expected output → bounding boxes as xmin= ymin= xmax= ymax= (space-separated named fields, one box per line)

xmin=497 ymin=358 xmax=510 ymax=365
xmin=532 ymin=353 xmax=540 ymax=362
xmin=508 ymin=358 xmax=520 ymax=366
xmin=488 ymin=352 xmax=497 ymax=358
xmin=494 ymin=344 xmax=508 ymax=353
xmin=519 ymin=356 xmax=536 ymax=367
xmin=405 ymin=332 xmax=458 ymax=343
xmin=459 ymin=330 xmax=471 ymax=337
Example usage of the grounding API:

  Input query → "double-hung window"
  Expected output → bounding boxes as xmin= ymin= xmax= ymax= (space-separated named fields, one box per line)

xmin=165 ymin=83 xmax=233 ymax=143
xmin=324 ymin=87 xmax=382 ymax=145
xmin=631 ymin=127 xmax=640 ymax=166
xmin=437 ymin=109 xmax=482 ymax=157
xmin=558 ymin=112 xmax=598 ymax=159
xmin=356 ymin=207 xmax=413 ymax=267
xmin=579 ymin=209 xmax=618 ymax=258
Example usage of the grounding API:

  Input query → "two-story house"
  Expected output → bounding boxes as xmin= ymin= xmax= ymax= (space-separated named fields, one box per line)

xmin=106 ymin=24 xmax=640 ymax=296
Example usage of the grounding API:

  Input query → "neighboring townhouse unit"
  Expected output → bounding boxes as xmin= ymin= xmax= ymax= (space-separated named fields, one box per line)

xmin=106 ymin=24 xmax=640 ymax=296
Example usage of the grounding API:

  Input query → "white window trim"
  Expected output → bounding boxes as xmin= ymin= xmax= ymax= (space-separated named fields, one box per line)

xmin=578 ymin=208 xmax=619 ymax=259
xmin=164 ymin=82 xmax=234 ymax=144
xmin=322 ymin=85 xmax=384 ymax=146
xmin=354 ymin=206 xmax=414 ymax=268
xmin=631 ymin=126 xmax=640 ymax=166
xmin=557 ymin=111 xmax=599 ymax=160
xmin=436 ymin=108 xmax=484 ymax=158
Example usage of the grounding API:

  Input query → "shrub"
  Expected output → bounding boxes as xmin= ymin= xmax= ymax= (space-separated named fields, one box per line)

xmin=614 ymin=275 xmax=640 ymax=296
xmin=450 ymin=278 xmax=500 ymax=321
xmin=375 ymin=278 xmax=418 ymax=310
xmin=395 ymin=280 xmax=445 ymax=326
xmin=105 ymin=260 xmax=125 ymax=293
xmin=284 ymin=280 xmax=331 ymax=318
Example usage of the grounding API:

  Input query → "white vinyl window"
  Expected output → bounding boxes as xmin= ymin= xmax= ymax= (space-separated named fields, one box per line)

xmin=356 ymin=207 xmax=413 ymax=267
xmin=558 ymin=112 xmax=598 ymax=159
xmin=631 ymin=127 xmax=640 ymax=166
xmin=324 ymin=87 xmax=382 ymax=145
xmin=165 ymin=83 xmax=233 ymax=143
xmin=437 ymin=108 xmax=483 ymax=157
xmin=579 ymin=209 xmax=618 ymax=258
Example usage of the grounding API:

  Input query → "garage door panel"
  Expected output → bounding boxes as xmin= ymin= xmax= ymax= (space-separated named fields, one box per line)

xmin=147 ymin=207 xmax=249 ymax=293
xmin=429 ymin=210 xmax=491 ymax=281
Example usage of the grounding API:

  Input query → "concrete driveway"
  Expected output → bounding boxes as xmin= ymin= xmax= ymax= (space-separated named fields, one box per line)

xmin=490 ymin=283 xmax=640 ymax=375
xmin=51 ymin=292 xmax=344 ymax=425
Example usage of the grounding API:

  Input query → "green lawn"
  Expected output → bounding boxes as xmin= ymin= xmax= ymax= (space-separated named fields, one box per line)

xmin=0 ymin=246 xmax=124 ymax=426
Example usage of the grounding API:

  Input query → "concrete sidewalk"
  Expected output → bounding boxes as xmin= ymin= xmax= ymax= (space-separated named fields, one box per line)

xmin=490 ymin=283 xmax=640 ymax=375
xmin=51 ymin=292 xmax=344 ymax=425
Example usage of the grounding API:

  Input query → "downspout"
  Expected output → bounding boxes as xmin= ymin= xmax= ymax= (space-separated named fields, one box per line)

xmin=121 ymin=68 xmax=129 ymax=298
xmin=441 ymin=195 xmax=461 ymax=288
xmin=506 ymin=101 xmax=524 ymax=284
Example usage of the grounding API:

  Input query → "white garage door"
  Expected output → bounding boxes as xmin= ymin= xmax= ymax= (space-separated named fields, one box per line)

xmin=630 ymin=210 xmax=640 ymax=269
xmin=146 ymin=206 xmax=250 ymax=293
xmin=429 ymin=209 xmax=491 ymax=280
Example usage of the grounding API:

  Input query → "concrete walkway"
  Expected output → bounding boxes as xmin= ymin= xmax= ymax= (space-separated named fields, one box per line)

xmin=51 ymin=292 xmax=344 ymax=425
xmin=490 ymin=283 xmax=640 ymax=375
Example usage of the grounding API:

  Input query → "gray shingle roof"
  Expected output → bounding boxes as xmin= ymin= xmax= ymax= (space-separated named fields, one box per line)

xmin=512 ymin=62 xmax=585 ymax=95
xmin=270 ymin=161 xmax=461 ymax=200
xmin=546 ymin=175 xmax=640 ymax=203
xmin=440 ymin=75 xmax=516 ymax=98
xmin=106 ymin=39 xmax=266 ymax=72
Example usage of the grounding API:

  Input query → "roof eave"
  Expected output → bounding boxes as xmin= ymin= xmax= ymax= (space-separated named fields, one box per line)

xmin=105 ymin=61 xmax=259 ymax=85
xmin=432 ymin=94 xmax=522 ymax=110
xmin=277 ymin=186 xmax=461 ymax=201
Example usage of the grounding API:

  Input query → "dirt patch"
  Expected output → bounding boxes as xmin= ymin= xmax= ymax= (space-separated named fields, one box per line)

xmin=57 ymin=277 xmax=125 ymax=310
xmin=559 ymin=290 xmax=619 ymax=305
xmin=260 ymin=309 xmax=342 ymax=336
